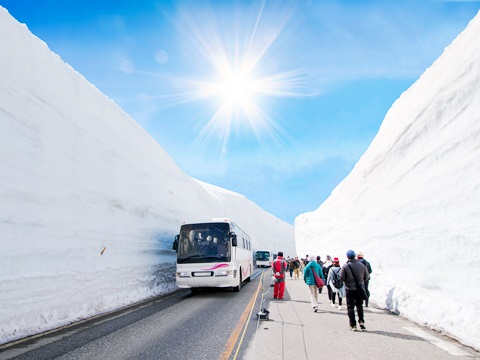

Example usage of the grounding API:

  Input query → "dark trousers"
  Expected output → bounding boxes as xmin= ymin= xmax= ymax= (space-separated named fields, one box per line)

xmin=346 ymin=290 xmax=364 ymax=326
xmin=331 ymin=291 xmax=343 ymax=306
xmin=327 ymin=285 xmax=333 ymax=300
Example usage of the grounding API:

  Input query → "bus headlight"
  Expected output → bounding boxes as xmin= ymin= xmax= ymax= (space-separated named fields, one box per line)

xmin=215 ymin=270 xmax=232 ymax=276
xmin=176 ymin=271 xmax=190 ymax=277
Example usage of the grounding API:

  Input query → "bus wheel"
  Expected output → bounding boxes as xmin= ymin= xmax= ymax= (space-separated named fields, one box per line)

xmin=233 ymin=272 xmax=242 ymax=292
xmin=246 ymin=265 xmax=252 ymax=282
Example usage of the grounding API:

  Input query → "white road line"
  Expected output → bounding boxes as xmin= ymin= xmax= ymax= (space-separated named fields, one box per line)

xmin=403 ymin=327 xmax=470 ymax=356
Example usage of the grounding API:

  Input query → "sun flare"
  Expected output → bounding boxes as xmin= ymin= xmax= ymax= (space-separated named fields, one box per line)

xmin=163 ymin=3 xmax=307 ymax=152
xmin=220 ymin=74 xmax=252 ymax=105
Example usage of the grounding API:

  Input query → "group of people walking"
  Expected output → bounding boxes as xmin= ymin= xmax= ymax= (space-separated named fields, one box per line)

xmin=271 ymin=250 xmax=372 ymax=331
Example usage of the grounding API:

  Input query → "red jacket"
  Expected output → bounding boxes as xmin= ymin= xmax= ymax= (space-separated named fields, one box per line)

xmin=272 ymin=256 xmax=287 ymax=278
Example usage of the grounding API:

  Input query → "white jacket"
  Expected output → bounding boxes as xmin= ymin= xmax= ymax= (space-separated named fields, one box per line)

xmin=327 ymin=266 xmax=346 ymax=298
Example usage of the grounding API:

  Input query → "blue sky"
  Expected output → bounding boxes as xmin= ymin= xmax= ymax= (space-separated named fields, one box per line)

xmin=1 ymin=0 xmax=479 ymax=224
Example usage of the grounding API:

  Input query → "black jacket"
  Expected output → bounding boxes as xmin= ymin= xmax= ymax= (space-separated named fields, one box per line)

xmin=359 ymin=258 xmax=372 ymax=274
xmin=340 ymin=259 xmax=369 ymax=291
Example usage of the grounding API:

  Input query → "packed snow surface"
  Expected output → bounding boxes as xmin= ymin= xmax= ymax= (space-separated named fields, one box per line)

xmin=0 ymin=7 xmax=294 ymax=345
xmin=295 ymin=11 xmax=480 ymax=351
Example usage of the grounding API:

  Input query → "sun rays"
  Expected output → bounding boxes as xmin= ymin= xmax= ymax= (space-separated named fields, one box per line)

xmin=159 ymin=2 xmax=308 ymax=153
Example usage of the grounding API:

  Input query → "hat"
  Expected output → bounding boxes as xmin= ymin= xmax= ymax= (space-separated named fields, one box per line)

xmin=357 ymin=251 xmax=364 ymax=258
xmin=333 ymin=257 xmax=340 ymax=262
xmin=346 ymin=250 xmax=356 ymax=259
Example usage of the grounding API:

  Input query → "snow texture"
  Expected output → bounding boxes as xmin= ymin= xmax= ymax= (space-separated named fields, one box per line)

xmin=295 ymin=10 xmax=480 ymax=351
xmin=0 ymin=7 xmax=294 ymax=345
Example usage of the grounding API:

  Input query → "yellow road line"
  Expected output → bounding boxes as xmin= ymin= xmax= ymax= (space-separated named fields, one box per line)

xmin=218 ymin=272 xmax=263 ymax=360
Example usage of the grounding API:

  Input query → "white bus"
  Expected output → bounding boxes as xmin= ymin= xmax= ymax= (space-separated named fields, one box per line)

xmin=172 ymin=219 xmax=253 ymax=293
xmin=255 ymin=250 xmax=273 ymax=268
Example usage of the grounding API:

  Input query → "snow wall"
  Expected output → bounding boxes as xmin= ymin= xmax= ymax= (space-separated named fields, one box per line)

xmin=0 ymin=7 xmax=294 ymax=345
xmin=295 ymin=11 xmax=480 ymax=350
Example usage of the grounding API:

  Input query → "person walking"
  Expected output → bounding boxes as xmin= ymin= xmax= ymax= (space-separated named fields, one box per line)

xmin=357 ymin=251 xmax=372 ymax=307
xmin=303 ymin=255 xmax=324 ymax=312
xmin=293 ymin=257 xmax=301 ymax=279
xmin=300 ymin=258 xmax=305 ymax=273
xmin=272 ymin=251 xmax=287 ymax=300
xmin=304 ymin=255 xmax=310 ymax=265
xmin=326 ymin=257 xmax=345 ymax=310
xmin=322 ymin=255 xmax=333 ymax=304
xmin=340 ymin=250 xmax=369 ymax=331
xmin=288 ymin=258 xmax=294 ymax=279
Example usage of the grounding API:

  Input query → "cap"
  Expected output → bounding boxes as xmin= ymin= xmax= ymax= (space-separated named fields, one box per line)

xmin=333 ymin=257 xmax=340 ymax=262
xmin=346 ymin=250 xmax=356 ymax=259
xmin=357 ymin=251 xmax=364 ymax=258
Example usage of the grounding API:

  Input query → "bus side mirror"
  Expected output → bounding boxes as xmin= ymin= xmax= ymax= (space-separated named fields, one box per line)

xmin=173 ymin=235 xmax=179 ymax=251
xmin=231 ymin=232 xmax=237 ymax=247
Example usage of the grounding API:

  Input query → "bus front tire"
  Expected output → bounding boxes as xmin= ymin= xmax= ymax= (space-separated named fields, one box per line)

xmin=233 ymin=272 xmax=242 ymax=292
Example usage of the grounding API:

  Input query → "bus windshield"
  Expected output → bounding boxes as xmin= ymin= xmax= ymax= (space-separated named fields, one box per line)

xmin=255 ymin=251 xmax=270 ymax=261
xmin=177 ymin=223 xmax=231 ymax=263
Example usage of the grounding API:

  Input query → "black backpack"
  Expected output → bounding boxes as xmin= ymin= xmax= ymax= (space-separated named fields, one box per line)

xmin=331 ymin=268 xmax=344 ymax=289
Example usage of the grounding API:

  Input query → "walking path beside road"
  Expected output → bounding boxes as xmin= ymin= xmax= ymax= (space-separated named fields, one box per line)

xmin=241 ymin=271 xmax=479 ymax=360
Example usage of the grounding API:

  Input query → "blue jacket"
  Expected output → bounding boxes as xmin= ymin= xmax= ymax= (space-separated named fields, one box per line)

xmin=303 ymin=260 xmax=323 ymax=286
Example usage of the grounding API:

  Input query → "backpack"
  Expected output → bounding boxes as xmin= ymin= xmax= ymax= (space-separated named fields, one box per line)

xmin=331 ymin=268 xmax=344 ymax=289
xmin=362 ymin=259 xmax=372 ymax=274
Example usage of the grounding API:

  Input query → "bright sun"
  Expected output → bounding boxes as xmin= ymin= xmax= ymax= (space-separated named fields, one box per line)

xmin=220 ymin=74 xmax=252 ymax=105
xmin=167 ymin=3 xmax=306 ymax=152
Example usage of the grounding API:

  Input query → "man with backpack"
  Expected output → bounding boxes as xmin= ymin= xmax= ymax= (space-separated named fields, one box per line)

xmin=293 ymin=257 xmax=301 ymax=279
xmin=272 ymin=251 xmax=288 ymax=300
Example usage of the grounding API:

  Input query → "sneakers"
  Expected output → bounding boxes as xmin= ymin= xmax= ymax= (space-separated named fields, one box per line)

xmin=351 ymin=325 xmax=357 ymax=331
xmin=338 ymin=305 xmax=342 ymax=310
xmin=313 ymin=306 xmax=318 ymax=312
xmin=331 ymin=303 xmax=336 ymax=308
xmin=359 ymin=322 xmax=366 ymax=330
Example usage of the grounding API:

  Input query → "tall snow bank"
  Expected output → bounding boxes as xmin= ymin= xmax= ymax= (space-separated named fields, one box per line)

xmin=295 ymin=11 xmax=480 ymax=350
xmin=0 ymin=7 xmax=293 ymax=345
